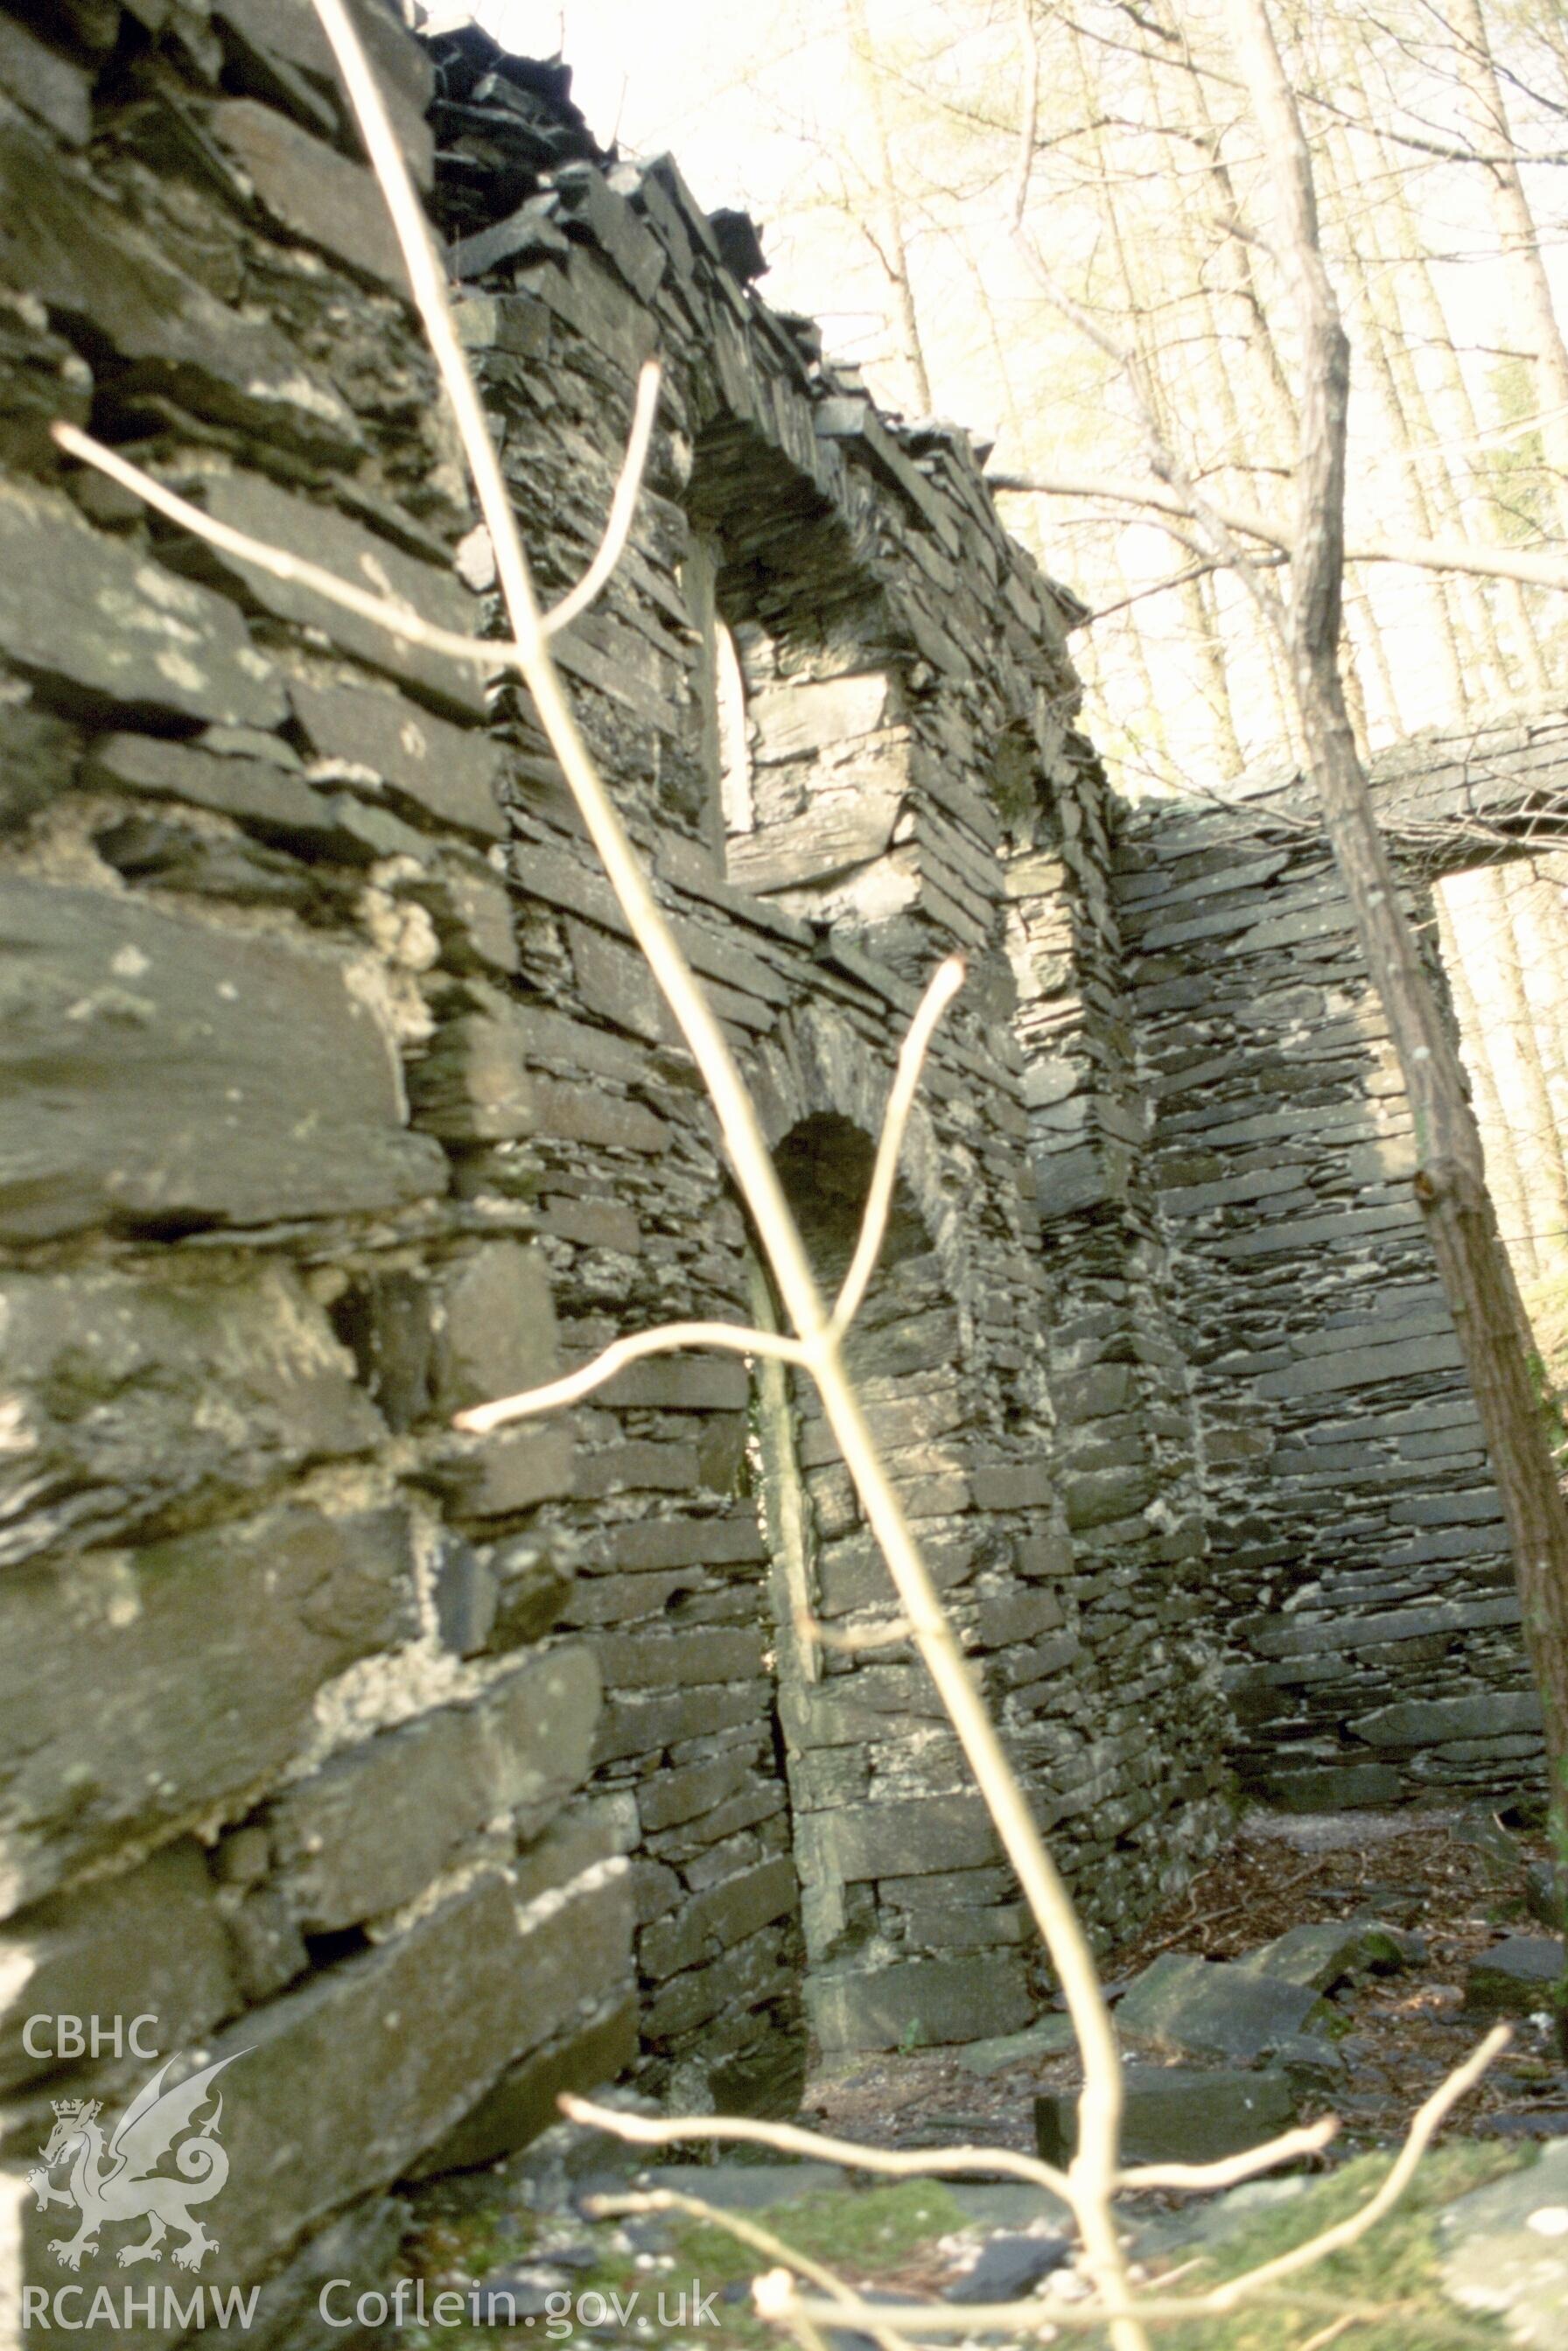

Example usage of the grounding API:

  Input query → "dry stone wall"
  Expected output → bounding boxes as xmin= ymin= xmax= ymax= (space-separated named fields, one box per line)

xmin=0 ymin=3 xmax=1236 ymax=2340
xmin=1113 ymin=717 xmax=1568 ymax=1810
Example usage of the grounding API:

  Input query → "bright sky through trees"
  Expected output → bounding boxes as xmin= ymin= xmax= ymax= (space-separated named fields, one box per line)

xmin=477 ymin=0 xmax=1568 ymax=795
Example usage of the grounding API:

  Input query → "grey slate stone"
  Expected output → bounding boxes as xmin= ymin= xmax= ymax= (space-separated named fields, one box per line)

xmin=0 ymin=1504 xmax=415 ymax=1913
xmin=0 ymin=879 xmax=447 ymax=1239
xmin=1238 ymin=1920 xmax=1409 ymax=1992
xmin=287 ymin=673 xmax=508 ymax=841
xmin=269 ymin=1644 xmax=602 ymax=1930
xmin=209 ymin=0 xmax=435 ymax=191
xmin=0 ymin=477 xmax=285 ymax=729
xmin=1261 ymin=1763 xmax=1405 ymax=1811
xmin=0 ymin=102 xmax=357 ymax=456
xmin=1465 ymin=1938 xmax=1565 ymax=2019
xmin=1354 ymin=1693 xmax=1544 ymax=1749
xmin=808 ymin=1952 xmax=1032 ymax=2052
xmin=956 ymin=2014 xmax=1078 ymax=2075
xmin=432 ymin=1241 xmax=558 ymax=1414
xmin=197 ymin=470 xmax=485 ymax=719
xmin=408 ymin=1990 xmax=638 ymax=2177
xmin=6 ymin=1866 xmax=633 ymax=2346
xmin=0 ymin=15 xmax=91 ymax=145
xmin=433 ymin=1542 xmax=500 ymax=1657
xmin=0 ymin=1838 xmax=237 ymax=2091
xmin=0 ymin=1262 xmax=382 ymax=1567
xmin=797 ymin=1794 xmax=1001 ymax=1883
xmin=1116 ymin=1952 xmax=1330 ymax=2062
xmin=83 ymin=731 xmax=337 ymax=843
xmin=1528 ymin=1863 xmax=1564 ymax=1933
xmin=206 ymin=101 xmax=407 ymax=291
xmin=948 ymin=2233 xmax=1071 ymax=2303
xmin=0 ymin=694 xmax=74 ymax=830
xmin=1037 ymin=2066 xmax=1298 ymax=2168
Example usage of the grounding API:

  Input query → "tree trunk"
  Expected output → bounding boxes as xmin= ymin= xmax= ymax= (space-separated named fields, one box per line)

xmin=1446 ymin=0 xmax=1568 ymax=542
xmin=1334 ymin=41 xmax=1552 ymax=696
xmin=1224 ymin=0 xmax=1568 ymax=1846
xmin=1438 ymin=885 xmax=1541 ymax=1284
xmin=1068 ymin=14 xmax=1246 ymax=778
xmin=1315 ymin=135 xmax=1478 ymax=713
xmin=844 ymin=0 xmax=934 ymax=414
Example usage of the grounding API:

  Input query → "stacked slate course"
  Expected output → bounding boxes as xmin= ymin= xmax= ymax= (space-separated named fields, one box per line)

xmin=0 ymin=1 xmax=1553 ymax=2337
xmin=1115 ymin=718 xmax=1568 ymax=1811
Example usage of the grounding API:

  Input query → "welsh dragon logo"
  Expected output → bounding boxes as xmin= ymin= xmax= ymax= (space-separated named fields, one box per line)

xmin=25 ymin=2053 xmax=244 ymax=2272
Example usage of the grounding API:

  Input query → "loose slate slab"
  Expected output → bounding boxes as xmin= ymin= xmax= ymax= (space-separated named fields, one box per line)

xmin=197 ymin=471 xmax=486 ymax=718
xmin=1466 ymin=1938 xmax=1565 ymax=2019
xmin=0 ymin=477 xmax=285 ymax=729
xmin=288 ymin=672 xmax=508 ymax=839
xmin=1238 ymin=1919 xmax=1410 ymax=1993
xmin=0 ymin=102 xmax=358 ymax=457
xmin=1116 ymin=1952 xmax=1330 ymax=2063
xmin=1438 ymin=2137 xmax=1568 ymax=2348
xmin=1036 ymin=2066 xmax=1298 ymax=2168
xmin=956 ymin=2014 xmax=1078 ymax=2076
xmin=0 ymin=879 xmax=447 ymax=1239
xmin=206 ymin=101 xmax=407 ymax=291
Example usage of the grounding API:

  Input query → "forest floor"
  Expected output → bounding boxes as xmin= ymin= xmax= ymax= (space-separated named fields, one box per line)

xmin=397 ymin=1806 xmax=1567 ymax=2351
xmin=808 ymin=1807 xmax=1565 ymax=2161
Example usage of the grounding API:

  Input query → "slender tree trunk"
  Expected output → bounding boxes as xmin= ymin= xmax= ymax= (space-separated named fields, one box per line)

xmin=844 ymin=0 xmax=934 ymax=414
xmin=1317 ymin=136 xmax=1477 ymax=711
xmin=1068 ymin=15 xmax=1245 ymax=777
xmin=1446 ymin=0 xmax=1568 ymax=542
xmin=1438 ymin=886 xmax=1542 ymax=1283
xmin=1335 ymin=52 xmax=1552 ymax=695
xmin=1224 ymin=0 xmax=1568 ymax=1860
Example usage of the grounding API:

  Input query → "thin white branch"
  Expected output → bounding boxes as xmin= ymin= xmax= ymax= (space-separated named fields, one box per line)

xmin=1120 ymin=2115 xmax=1338 ymax=2190
xmin=780 ymin=2024 xmax=1510 ymax=2335
xmin=544 ymin=358 xmax=662 ymax=633
xmin=594 ymin=2193 xmax=908 ymax=2351
xmin=1199 ymin=2021 xmax=1510 ymax=2312
xmin=52 ymin=423 xmax=500 ymax=673
xmin=56 ymin=366 xmax=660 ymax=666
xmin=304 ymin=11 xmax=1145 ymax=2339
xmin=560 ymin=2094 xmax=1074 ymax=2206
xmin=452 ymin=1320 xmax=805 ymax=1435
xmin=991 ymin=465 xmax=1568 ymax=593
xmin=830 ymin=955 xmax=965 ymax=1339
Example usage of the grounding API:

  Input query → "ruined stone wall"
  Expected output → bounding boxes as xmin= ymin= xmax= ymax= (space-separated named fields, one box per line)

xmin=0 ymin=3 xmax=1236 ymax=2337
xmin=1003 ymin=741 xmax=1229 ymax=1886
xmin=1113 ymin=717 xmax=1568 ymax=1810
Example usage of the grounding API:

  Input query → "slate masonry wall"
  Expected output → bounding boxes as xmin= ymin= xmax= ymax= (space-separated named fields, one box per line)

xmin=0 ymin=3 xmax=1240 ymax=2340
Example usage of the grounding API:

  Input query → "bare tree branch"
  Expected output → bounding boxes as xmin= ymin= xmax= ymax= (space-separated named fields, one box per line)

xmin=990 ymin=464 xmax=1568 ymax=591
